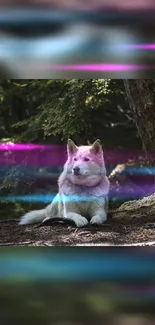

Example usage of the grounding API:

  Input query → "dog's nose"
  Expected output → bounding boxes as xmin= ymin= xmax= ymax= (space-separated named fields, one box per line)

xmin=73 ymin=166 xmax=80 ymax=175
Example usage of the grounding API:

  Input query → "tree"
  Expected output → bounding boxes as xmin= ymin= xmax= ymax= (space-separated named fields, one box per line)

xmin=123 ymin=79 xmax=155 ymax=158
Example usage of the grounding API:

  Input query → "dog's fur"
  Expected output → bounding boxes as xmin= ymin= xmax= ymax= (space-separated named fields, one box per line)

xmin=20 ymin=139 xmax=110 ymax=227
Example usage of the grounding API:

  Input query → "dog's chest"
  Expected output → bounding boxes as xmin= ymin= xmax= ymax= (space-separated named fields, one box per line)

xmin=73 ymin=198 xmax=99 ymax=217
xmin=60 ymin=180 xmax=108 ymax=217
xmin=77 ymin=199 xmax=92 ymax=216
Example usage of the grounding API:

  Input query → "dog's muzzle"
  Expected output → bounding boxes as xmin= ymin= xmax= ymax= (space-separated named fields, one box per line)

xmin=73 ymin=166 xmax=80 ymax=175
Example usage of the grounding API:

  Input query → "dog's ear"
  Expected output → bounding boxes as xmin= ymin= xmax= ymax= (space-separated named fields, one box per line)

xmin=90 ymin=139 xmax=102 ymax=154
xmin=67 ymin=139 xmax=78 ymax=155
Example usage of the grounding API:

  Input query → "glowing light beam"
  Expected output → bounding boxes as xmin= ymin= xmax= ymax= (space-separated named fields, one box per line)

xmin=38 ymin=63 xmax=148 ymax=71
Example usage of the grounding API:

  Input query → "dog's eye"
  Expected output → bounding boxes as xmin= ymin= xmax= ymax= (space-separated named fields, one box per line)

xmin=74 ymin=158 xmax=77 ymax=161
xmin=84 ymin=158 xmax=89 ymax=162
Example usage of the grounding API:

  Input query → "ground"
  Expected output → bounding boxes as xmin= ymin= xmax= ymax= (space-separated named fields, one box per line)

xmin=1 ymin=194 xmax=155 ymax=246
xmin=1 ymin=209 xmax=155 ymax=246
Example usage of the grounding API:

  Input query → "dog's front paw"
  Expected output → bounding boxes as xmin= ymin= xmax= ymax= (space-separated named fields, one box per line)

xmin=66 ymin=212 xmax=88 ymax=227
xmin=74 ymin=216 xmax=88 ymax=228
xmin=90 ymin=215 xmax=106 ymax=225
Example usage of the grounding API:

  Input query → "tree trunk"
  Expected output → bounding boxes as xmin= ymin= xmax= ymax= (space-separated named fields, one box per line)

xmin=123 ymin=79 xmax=155 ymax=160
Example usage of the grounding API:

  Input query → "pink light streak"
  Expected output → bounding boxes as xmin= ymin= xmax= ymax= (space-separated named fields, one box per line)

xmin=0 ymin=143 xmax=61 ymax=150
xmin=38 ymin=64 xmax=148 ymax=72
xmin=0 ymin=143 xmax=155 ymax=166
xmin=122 ymin=44 xmax=155 ymax=49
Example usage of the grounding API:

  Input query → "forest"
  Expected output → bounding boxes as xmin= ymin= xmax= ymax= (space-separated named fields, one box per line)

xmin=1 ymin=79 xmax=155 ymax=325
xmin=0 ymin=79 xmax=155 ymax=246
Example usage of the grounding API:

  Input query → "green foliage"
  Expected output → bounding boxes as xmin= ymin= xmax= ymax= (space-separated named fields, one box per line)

xmin=0 ymin=79 xmax=139 ymax=147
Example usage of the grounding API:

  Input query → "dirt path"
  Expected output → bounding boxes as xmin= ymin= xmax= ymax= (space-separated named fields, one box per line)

xmin=1 ymin=210 xmax=155 ymax=246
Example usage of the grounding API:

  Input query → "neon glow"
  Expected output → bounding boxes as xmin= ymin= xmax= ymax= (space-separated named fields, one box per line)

xmin=121 ymin=44 xmax=155 ymax=50
xmin=0 ymin=143 xmax=155 ymax=203
xmin=0 ymin=143 xmax=61 ymax=150
xmin=38 ymin=64 xmax=147 ymax=71
xmin=0 ymin=194 xmax=106 ymax=203
xmin=0 ymin=186 xmax=153 ymax=204
xmin=1 ymin=143 xmax=155 ymax=165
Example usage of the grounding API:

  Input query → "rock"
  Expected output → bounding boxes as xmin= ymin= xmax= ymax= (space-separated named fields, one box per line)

xmin=118 ymin=193 xmax=155 ymax=211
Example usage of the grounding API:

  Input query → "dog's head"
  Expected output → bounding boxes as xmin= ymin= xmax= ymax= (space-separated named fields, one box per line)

xmin=64 ymin=139 xmax=106 ymax=186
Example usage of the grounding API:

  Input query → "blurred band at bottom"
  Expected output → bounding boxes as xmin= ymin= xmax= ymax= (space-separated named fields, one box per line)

xmin=0 ymin=248 xmax=155 ymax=325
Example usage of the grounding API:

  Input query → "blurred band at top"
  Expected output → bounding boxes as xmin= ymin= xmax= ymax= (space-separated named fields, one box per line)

xmin=0 ymin=0 xmax=155 ymax=79
xmin=0 ymin=0 xmax=155 ymax=11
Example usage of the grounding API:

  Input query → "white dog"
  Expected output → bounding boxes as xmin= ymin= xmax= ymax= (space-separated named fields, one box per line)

xmin=20 ymin=139 xmax=110 ymax=227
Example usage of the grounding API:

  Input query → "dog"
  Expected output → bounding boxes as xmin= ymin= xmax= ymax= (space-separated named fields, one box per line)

xmin=19 ymin=139 xmax=110 ymax=227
